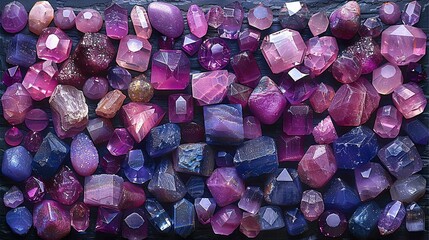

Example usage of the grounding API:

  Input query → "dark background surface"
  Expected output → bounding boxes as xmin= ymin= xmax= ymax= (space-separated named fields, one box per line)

xmin=0 ymin=0 xmax=428 ymax=239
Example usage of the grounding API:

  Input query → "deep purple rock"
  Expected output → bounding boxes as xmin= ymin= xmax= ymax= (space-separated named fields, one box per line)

xmin=148 ymin=159 xmax=186 ymax=203
xmin=406 ymin=62 xmax=427 ymax=83
xmin=283 ymin=104 xmax=313 ymax=136
xmin=278 ymin=66 xmax=318 ymax=104
xmin=238 ymin=28 xmax=260 ymax=52
xmin=198 ymin=37 xmax=231 ymax=71
xmin=48 ymin=166 xmax=83 ymax=205
xmin=329 ymin=1 xmax=361 ymax=39
xmin=96 ymin=207 xmax=122 ymax=234
xmin=378 ymin=201 xmax=406 ymax=235
xmin=354 ymin=162 xmax=392 ymax=201
xmin=182 ymin=34 xmax=202 ymax=56
xmin=2 ymin=66 xmax=22 ymax=87
xmin=230 ymin=51 xmax=261 ymax=88
xmin=86 ymin=118 xmax=114 ymax=145
xmin=33 ymin=200 xmax=71 ymax=239
xmin=83 ymin=77 xmax=109 ymax=100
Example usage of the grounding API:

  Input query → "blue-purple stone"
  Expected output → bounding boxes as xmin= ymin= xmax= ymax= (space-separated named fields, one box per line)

xmin=107 ymin=66 xmax=132 ymax=90
xmin=284 ymin=208 xmax=308 ymax=236
xmin=215 ymin=150 xmax=235 ymax=167
xmin=146 ymin=123 xmax=181 ymax=158
xmin=264 ymin=168 xmax=302 ymax=206
xmin=203 ymin=104 xmax=244 ymax=145
xmin=323 ymin=178 xmax=360 ymax=214
xmin=96 ymin=207 xmax=122 ymax=234
xmin=259 ymin=206 xmax=285 ymax=230
xmin=349 ymin=201 xmax=381 ymax=239
xmin=378 ymin=200 xmax=406 ymax=235
xmin=123 ymin=149 xmax=155 ymax=184
xmin=186 ymin=176 xmax=205 ymax=199
xmin=404 ymin=119 xmax=429 ymax=145
xmin=2 ymin=146 xmax=32 ymax=182
xmin=144 ymin=198 xmax=173 ymax=233
xmin=173 ymin=143 xmax=214 ymax=176
xmin=6 ymin=33 xmax=37 ymax=67
xmin=278 ymin=67 xmax=318 ymax=104
xmin=6 ymin=206 xmax=32 ymax=235
xmin=173 ymin=198 xmax=195 ymax=238
xmin=148 ymin=159 xmax=186 ymax=203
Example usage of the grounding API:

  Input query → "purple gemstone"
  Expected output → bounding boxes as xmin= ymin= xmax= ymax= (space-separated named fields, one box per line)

xmin=100 ymin=152 xmax=124 ymax=174
xmin=207 ymin=167 xmax=245 ymax=207
xmin=3 ymin=186 xmax=24 ymax=208
xmin=6 ymin=33 xmax=37 ymax=68
xmin=347 ymin=37 xmax=383 ymax=74
xmin=70 ymin=202 xmax=90 ymax=232
xmin=243 ymin=116 xmax=262 ymax=140
xmin=204 ymin=104 xmax=244 ymax=145
xmin=96 ymin=207 xmax=122 ymax=234
xmin=54 ymin=7 xmax=76 ymax=30
xmin=278 ymin=66 xmax=318 ymax=104
xmin=354 ymin=162 xmax=392 ymax=201
xmin=151 ymin=50 xmax=191 ymax=90
xmin=24 ymin=176 xmax=45 ymax=202
xmin=319 ymin=210 xmax=348 ymax=238
xmin=87 ymin=118 xmax=114 ymax=145
xmin=195 ymin=198 xmax=216 ymax=225
xmin=379 ymin=2 xmax=401 ymax=25
xmin=1 ymin=1 xmax=28 ymax=33
xmin=123 ymin=149 xmax=154 ymax=184
xmin=331 ymin=52 xmax=362 ymax=84
xmin=107 ymin=128 xmax=135 ymax=156
xmin=312 ymin=116 xmax=338 ymax=144
xmin=211 ymin=205 xmax=243 ymax=235
xmin=4 ymin=127 xmax=23 ymax=146
xmin=168 ymin=94 xmax=194 ymax=123
xmin=122 ymin=209 xmax=148 ymax=240
xmin=25 ymin=108 xmax=49 ymax=132
xmin=206 ymin=6 xmax=224 ymax=28
xmin=238 ymin=28 xmax=260 ymax=52
xmin=283 ymin=104 xmax=313 ymax=136
xmin=2 ymin=66 xmax=22 ymax=87
xmin=107 ymin=66 xmax=132 ymax=90
xmin=373 ymin=105 xmax=402 ymax=139
xmin=359 ymin=17 xmax=382 ymax=38
xmin=277 ymin=134 xmax=304 ymax=162
xmin=104 ymin=4 xmax=128 ymax=40
xmin=378 ymin=201 xmax=406 ymax=235
xmin=48 ymin=166 xmax=83 ymax=205
xmin=231 ymin=51 xmax=261 ymax=88
xmin=83 ymin=77 xmax=109 ymax=100
xmin=329 ymin=1 xmax=361 ymax=39
xmin=406 ymin=62 xmax=427 ymax=83
xmin=182 ymin=34 xmax=202 ymax=56
xmin=279 ymin=1 xmax=310 ymax=30
xmin=181 ymin=122 xmax=205 ymax=144
xmin=238 ymin=186 xmax=263 ymax=214
xmin=33 ymin=200 xmax=71 ymax=240
xmin=218 ymin=1 xmax=244 ymax=39
xmin=402 ymin=1 xmax=421 ymax=26
xmin=84 ymin=174 xmax=124 ymax=208
xmin=71 ymin=133 xmax=99 ymax=177
xmin=227 ymin=83 xmax=252 ymax=108
xmin=147 ymin=2 xmax=184 ymax=38
xmin=198 ymin=37 xmax=231 ymax=71
xmin=248 ymin=3 xmax=273 ymax=30
xmin=192 ymin=70 xmax=229 ymax=106
xmin=304 ymin=36 xmax=339 ymax=76
xmin=22 ymin=131 xmax=43 ymax=153
xmin=158 ymin=35 xmax=174 ymax=50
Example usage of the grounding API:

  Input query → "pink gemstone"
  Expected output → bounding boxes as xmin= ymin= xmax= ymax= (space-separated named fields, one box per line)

xmin=381 ymin=25 xmax=426 ymax=66
xmin=379 ymin=2 xmax=401 ymax=25
xmin=130 ymin=5 xmax=152 ymax=39
xmin=243 ymin=116 xmax=262 ymax=140
xmin=54 ymin=7 xmax=76 ymax=30
xmin=218 ymin=2 xmax=244 ymax=39
xmin=191 ymin=70 xmax=229 ymax=106
xmin=28 ymin=1 xmax=54 ymax=35
xmin=24 ymin=109 xmax=48 ymax=132
xmin=187 ymin=4 xmax=208 ymax=38
xmin=313 ymin=116 xmax=338 ymax=144
xmin=227 ymin=83 xmax=252 ymax=108
xmin=247 ymin=3 xmax=273 ymax=30
xmin=328 ymin=78 xmax=380 ymax=126
xmin=283 ymin=104 xmax=313 ymax=136
xmin=373 ymin=105 xmax=402 ymax=139
xmin=75 ymin=9 xmax=103 ymax=33
xmin=198 ymin=37 xmax=231 ymax=71
xmin=5 ymin=127 xmax=23 ymax=146
xmin=277 ymin=134 xmax=304 ymax=162
xmin=332 ymin=52 xmax=362 ymax=84
xmin=118 ymin=182 xmax=146 ymax=210
xmin=211 ymin=205 xmax=243 ymax=235
xmin=354 ymin=162 xmax=392 ymax=201
xmin=100 ymin=153 xmax=124 ymax=174
xmin=298 ymin=145 xmax=337 ymax=188
xmin=33 ymin=200 xmax=71 ymax=239
xmin=206 ymin=6 xmax=224 ymax=28
xmin=83 ymin=76 xmax=109 ymax=100
xmin=151 ymin=50 xmax=190 ymax=90
xmin=238 ymin=28 xmax=260 ymax=52
xmin=24 ymin=176 xmax=45 ymax=202
xmin=121 ymin=102 xmax=165 ymax=143
xmin=240 ymin=212 xmax=261 ymax=238
xmin=308 ymin=12 xmax=329 ymax=36
xmin=309 ymin=83 xmax=335 ymax=113
xmin=104 ymin=4 xmax=128 ymax=40
xmin=372 ymin=63 xmax=403 ymax=95
xmin=304 ymin=36 xmax=339 ymax=76
xmin=70 ymin=133 xmax=99 ymax=177
xmin=300 ymin=190 xmax=324 ymax=221
xmin=23 ymin=131 xmax=43 ymax=153
xmin=1 ymin=83 xmax=32 ymax=125
xmin=87 ymin=118 xmax=114 ymax=145
xmin=168 ymin=94 xmax=193 ymax=123
xmin=2 ymin=66 xmax=22 ymax=87
xmin=84 ymin=174 xmax=124 ymax=208
xmin=117 ymin=35 xmax=152 ymax=72
xmin=107 ymin=128 xmax=135 ymax=156
xmin=70 ymin=202 xmax=90 ymax=232
xmin=329 ymin=1 xmax=361 ymax=39
xmin=261 ymin=28 xmax=306 ymax=74
xmin=49 ymin=166 xmax=83 ymax=205
xmin=231 ymin=51 xmax=261 ymax=88
xmin=402 ymin=1 xmax=421 ymax=26
xmin=22 ymin=61 xmax=58 ymax=101
xmin=195 ymin=198 xmax=216 ymax=224
xmin=392 ymin=83 xmax=427 ymax=119
xmin=207 ymin=167 xmax=245 ymax=207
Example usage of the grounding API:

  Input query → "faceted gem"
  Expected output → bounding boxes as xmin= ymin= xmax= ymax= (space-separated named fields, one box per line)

xmin=329 ymin=1 xmax=360 ymax=39
xmin=131 ymin=5 xmax=152 ymax=39
xmin=24 ymin=176 xmax=45 ymax=202
xmin=392 ymin=83 xmax=427 ymax=119
xmin=158 ymin=36 xmax=174 ymax=50
xmin=117 ymin=35 xmax=152 ymax=72
xmin=304 ymin=36 xmax=339 ymax=76
xmin=147 ymin=2 xmax=184 ymax=38
xmin=146 ymin=123 xmax=181 ymax=157
xmin=240 ymin=212 xmax=261 ymax=238
xmin=182 ymin=34 xmax=202 ymax=56
xmin=243 ymin=116 xmax=262 ymax=139
xmin=264 ymin=168 xmax=302 ymax=206
xmin=359 ymin=17 xmax=382 ymax=37
xmin=203 ymin=104 xmax=244 ymax=145
xmin=231 ymin=51 xmax=261 ymax=87
xmin=6 ymin=207 xmax=32 ymax=235
xmin=107 ymin=128 xmax=135 ymax=156
xmin=406 ymin=62 xmax=427 ymax=82
xmin=1 ymin=83 xmax=32 ymax=125
xmin=173 ymin=199 xmax=195 ymax=238
xmin=406 ymin=203 xmax=425 ymax=232
xmin=57 ymin=57 xmax=86 ymax=88
xmin=207 ymin=167 xmax=245 ymax=207
xmin=5 ymin=127 xmax=23 ymax=146
xmin=211 ymin=205 xmax=243 ymax=235
xmin=248 ymin=76 xmax=286 ymax=124
xmin=233 ymin=136 xmax=278 ymax=179
xmin=121 ymin=102 xmax=165 ymax=143
xmin=206 ymin=6 xmax=224 ymax=28
xmin=354 ymin=162 xmax=392 ymax=201
xmin=404 ymin=119 xmax=429 ymax=145
xmin=277 ymin=134 xmax=304 ymax=162
xmin=378 ymin=201 xmax=406 ymax=235
xmin=248 ymin=3 xmax=273 ymax=30
xmin=86 ymin=118 xmax=114 ymax=145
xmin=118 ymin=182 xmax=147 ymax=210
xmin=22 ymin=61 xmax=58 ymax=101
xmin=331 ymin=52 xmax=362 ymax=84
xmin=173 ymin=143 xmax=214 ymax=176
xmin=28 ymin=1 xmax=54 ymax=35
xmin=298 ymin=145 xmax=337 ymax=188
xmin=96 ymin=207 xmax=122 ymax=234
xmin=50 ymin=85 xmax=88 ymax=138
xmin=2 ymin=66 xmax=22 ymax=87
xmin=347 ymin=37 xmax=383 ymax=74
xmin=151 ymin=50 xmax=190 ymax=90
xmin=83 ymin=76 xmax=109 ymax=100
xmin=349 ymin=202 xmax=381 ymax=240
xmin=6 ymin=33 xmax=37 ymax=67
xmin=300 ymin=190 xmax=324 ymax=222
xmin=313 ymin=116 xmax=338 ymax=144
xmin=36 ymin=27 xmax=72 ymax=63
xmin=378 ymin=136 xmax=422 ymax=179
xmin=84 ymin=174 xmax=124 ymax=208
xmin=169 ymin=94 xmax=194 ymax=123
xmin=100 ymin=152 xmax=123 ymax=174
xmin=148 ymin=159 xmax=186 ymax=203
xmin=284 ymin=208 xmax=308 ymax=236
xmin=49 ymin=166 xmax=83 ymax=205
xmin=238 ymin=186 xmax=263 ymax=215
xmin=308 ymin=12 xmax=329 ymax=36
xmin=96 ymin=90 xmax=126 ymax=119
xmin=70 ymin=133 xmax=99 ymax=176
xmin=123 ymin=149 xmax=154 ymax=184
xmin=198 ymin=38 xmax=231 ymax=71
xmin=402 ymin=1 xmax=421 ymax=26
xmin=187 ymin=5 xmax=208 ymax=38
xmin=22 ymin=131 xmax=43 ymax=153
xmin=373 ymin=105 xmax=402 ymax=138
xmin=107 ymin=66 xmax=131 ymax=90
xmin=186 ymin=176 xmax=205 ymax=198
xmin=278 ymin=66 xmax=317 ymax=104
xmin=218 ymin=1 xmax=244 ymax=39
xmin=144 ymin=198 xmax=172 ymax=233
xmin=333 ymin=126 xmax=379 ymax=169
xmin=390 ymin=175 xmax=426 ymax=203
xmin=104 ymin=4 xmax=128 ymax=39
xmin=195 ymin=198 xmax=216 ymax=224
xmin=33 ymin=132 xmax=69 ymax=179
xmin=3 ymin=186 xmax=24 ymax=208
xmin=54 ymin=7 xmax=76 ymax=30
xmin=192 ymin=70 xmax=229 ymax=106
xmin=283 ymin=104 xmax=313 ymax=136
xmin=261 ymin=28 xmax=306 ymax=74
xmin=1 ymin=1 xmax=28 ymax=33
xmin=75 ymin=9 xmax=103 ymax=33
xmin=372 ymin=63 xmax=403 ymax=95
xmin=33 ymin=200 xmax=71 ymax=239
xmin=259 ymin=206 xmax=285 ymax=230
xmin=324 ymin=178 xmax=360 ymax=214
xmin=279 ymin=1 xmax=310 ymax=30
xmin=379 ymin=2 xmax=401 ymax=24
xmin=328 ymin=78 xmax=380 ymax=126
xmin=215 ymin=150 xmax=235 ymax=167
xmin=25 ymin=108 xmax=49 ymax=132
xmin=122 ymin=209 xmax=148 ymax=240
xmin=70 ymin=202 xmax=90 ymax=232
xmin=128 ymin=75 xmax=154 ymax=103
xmin=238 ymin=28 xmax=260 ymax=52
xmin=319 ymin=210 xmax=348 ymax=238
xmin=381 ymin=25 xmax=426 ymax=66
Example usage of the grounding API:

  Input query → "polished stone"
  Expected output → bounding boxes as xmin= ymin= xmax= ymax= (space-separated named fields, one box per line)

xmin=264 ymin=168 xmax=302 ymax=206
xmin=206 ymin=167 xmax=245 ymax=207
xmin=173 ymin=143 xmax=214 ymax=177
xmin=298 ymin=145 xmax=337 ymax=188
xmin=33 ymin=132 xmax=69 ymax=179
xmin=148 ymin=159 xmax=186 ymax=203
xmin=203 ymin=104 xmax=244 ymax=145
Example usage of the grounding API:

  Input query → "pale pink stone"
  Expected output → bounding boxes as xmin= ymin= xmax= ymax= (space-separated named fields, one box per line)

xmin=247 ymin=3 xmax=273 ymax=30
xmin=28 ymin=1 xmax=54 ymax=35
xmin=392 ymin=83 xmax=427 ymax=119
xmin=116 ymin=35 xmax=152 ymax=72
xmin=373 ymin=105 xmax=402 ymax=139
xmin=312 ymin=116 xmax=338 ymax=144
xmin=303 ymin=36 xmax=339 ymax=76
xmin=308 ymin=12 xmax=329 ymax=36
xmin=1 ymin=83 xmax=33 ymax=125
xmin=300 ymin=190 xmax=324 ymax=221
xmin=309 ymin=83 xmax=335 ymax=113
xmin=187 ymin=5 xmax=208 ymax=38
xmin=75 ymin=9 xmax=103 ymax=33
xmin=243 ymin=116 xmax=262 ymax=140
xmin=130 ymin=6 xmax=152 ymax=39
xmin=22 ymin=61 xmax=58 ymax=101
xmin=372 ymin=63 xmax=403 ymax=95
xmin=191 ymin=70 xmax=229 ymax=106
xmin=36 ymin=27 xmax=72 ymax=63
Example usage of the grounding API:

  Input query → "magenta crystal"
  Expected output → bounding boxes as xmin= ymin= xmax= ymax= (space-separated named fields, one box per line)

xmin=218 ymin=1 xmax=244 ymax=39
xmin=1 ymin=83 xmax=32 ymax=125
xmin=36 ymin=27 xmax=72 ymax=63
xmin=277 ymin=134 xmax=304 ymax=162
xmin=158 ymin=35 xmax=174 ymax=50
xmin=238 ymin=28 xmax=260 ymax=52
xmin=309 ymin=83 xmax=335 ymax=113
xmin=243 ymin=116 xmax=262 ymax=140
xmin=54 ymin=7 xmax=76 ymax=30
xmin=313 ymin=116 xmax=338 ymax=144
xmin=301 ymin=190 xmax=324 ymax=222
xmin=70 ymin=202 xmax=90 ymax=232
xmin=107 ymin=128 xmax=135 ymax=156
xmin=402 ymin=1 xmax=421 ymax=26
xmin=187 ymin=4 xmax=208 ymax=38
xmin=84 ymin=174 xmax=124 ymax=208
xmin=24 ymin=176 xmax=45 ymax=202
xmin=298 ymin=145 xmax=337 ymax=188
xmin=207 ymin=167 xmax=245 ymax=207
xmin=354 ymin=162 xmax=392 ymax=201
xmin=151 ymin=50 xmax=190 ymax=90
xmin=379 ymin=2 xmax=401 ymax=24
xmin=372 ymin=63 xmax=403 ymax=95
xmin=278 ymin=66 xmax=318 ymax=104
xmin=83 ymin=77 xmax=109 ymax=100
xmin=392 ymin=83 xmax=427 ymax=119
xmin=283 ymin=104 xmax=313 ymax=136
xmin=347 ymin=37 xmax=383 ymax=74
xmin=168 ymin=94 xmax=193 ymax=123
xmin=25 ymin=108 xmax=48 ymax=132
xmin=75 ymin=9 xmax=103 ymax=33
xmin=49 ymin=166 xmax=83 ymax=205
xmin=231 ymin=51 xmax=261 ymax=88
xmin=3 ymin=186 xmax=24 ymax=208
xmin=211 ymin=205 xmax=243 ymax=235
xmin=247 ymin=3 xmax=273 ymax=30
xmin=378 ymin=201 xmax=406 ymax=235
xmin=319 ymin=210 xmax=348 ymax=238
xmin=191 ymin=70 xmax=229 ymax=106
xmin=227 ymin=83 xmax=252 ymax=108
xmin=308 ymin=11 xmax=329 ymax=36
xmin=182 ymin=34 xmax=202 ymax=56
xmin=33 ymin=200 xmax=71 ymax=240
xmin=4 ymin=127 xmax=23 ymax=147
xmin=117 ymin=35 xmax=152 ymax=72
xmin=206 ymin=6 xmax=224 ymax=28
xmin=198 ymin=37 xmax=231 ymax=71
xmin=22 ymin=131 xmax=43 ymax=153
xmin=332 ymin=52 xmax=362 ymax=84
xmin=1 ymin=1 xmax=28 ymax=33
xmin=303 ymin=36 xmax=339 ymax=76
xmin=147 ymin=2 xmax=184 ymax=38
xmin=71 ymin=133 xmax=99 ymax=176
xmin=2 ymin=66 xmax=22 ymax=87
xmin=22 ymin=61 xmax=58 ymax=101
xmin=373 ymin=105 xmax=402 ymax=139
xmin=104 ymin=4 xmax=128 ymax=40
xmin=329 ymin=1 xmax=361 ymax=39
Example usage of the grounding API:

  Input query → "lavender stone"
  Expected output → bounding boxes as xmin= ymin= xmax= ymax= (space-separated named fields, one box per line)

xmin=2 ymin=146 xmax=32 ymax=182
xmin=203 ymin=104 xmax=244 ymax=145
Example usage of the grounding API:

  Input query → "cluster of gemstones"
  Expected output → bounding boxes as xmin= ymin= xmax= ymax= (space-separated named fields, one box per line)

xmin=0 ymin=0 xmax=428 ymax=239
